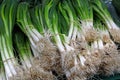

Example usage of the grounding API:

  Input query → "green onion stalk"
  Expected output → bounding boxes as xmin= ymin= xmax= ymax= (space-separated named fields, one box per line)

xmin=0 ymin=0 xmax=21 ymax=79
xmin=92 ymin=0 xmax=120 ymax=43
xmin=14 ymin=31 xmax=33 ymax=79
xmin=94 ymin=22 xmax=120 ymax=76
xmin=17 ymin=2 xmax=55 ymax=79
xmin=0 ymin=54 xmax=6 ymax=80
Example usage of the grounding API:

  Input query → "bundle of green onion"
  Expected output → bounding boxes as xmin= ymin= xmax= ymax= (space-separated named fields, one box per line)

xmin=0 ymin=0 xmax=120 ymax=80
xmin=91 ymin=0 xmax=120 ymax=76
xmin=0 ymin=0 xmax=22 ymax=79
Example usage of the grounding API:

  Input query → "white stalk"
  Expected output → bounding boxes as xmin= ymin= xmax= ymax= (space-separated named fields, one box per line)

xmin=68 ymin=21 xmax=74 ymax=40
xmin=71 ymin=27 xmax=78 ymax=41
xmin=28 ymin=54 xmax=33 ymax=64
xmin=87 ymin=50 xmax=91 ymax=55
xmin=29 ymin=30 xmax=39 ymax=42
xmin=0 ymin=39 xmax=12 ymax=79
xmin=81 ymin=21 xmax=94 ymax=39
xmin=68 ymin=12 xmax=74 ymax=41
xmin=64 ymin=42 xmax=74 ymax=51
xmin=106 ymin=20 xmax=119 ymax=30
xmin=77 ymin=31 xmax=81 ymax=40
xmin=65 ymin=71 xmax=71 ymax=78
xmin=82 ymin=21 xmax=93 ymax=29
xmin=98 ymin=39 xmax=104 ymax=49
xmin=81 ymin=35 xmax=86 ymax=41
xmin=26 ymin=26 xmax=42 ymax=43
xmin=79 ymin=55 xmax=86 ymax=66
xmin=0 ymin=54 xmax=11 ymax=80
xmin=21 ymin=59 xmax=27 ymax=70
xmin=93 ymin=40 xmax=98 ymax=49
xmin=30 ymin=45 xmax=39 ymax=57
xmin=2 ymin=38 xmax=17 ymax=76
xmin=55 ymin=35 xmax=65 ymax=52
xmin=77 ymin=32 xmax=86 ymax=42
xmin=63 ymin=35 xmax=74 ymax=51
xmin=100 ymin=30 xmax=109 ymax=37
xmin=91 ymin=43 xmax=94 ymax=50
xmin=32 ymin=29 xmax=43 ymax=39
xmin=3 ymin=61 xmax=12 ymax=78
xmin=74 ymin=55 xmax=78 ymax=66
xmin=7 ymin=60 xmax=16 ymax=75
xmin=29 ymin=38 xmax=36 ymax=49
xmin=22 ymin=55 xmax=32 ymax=69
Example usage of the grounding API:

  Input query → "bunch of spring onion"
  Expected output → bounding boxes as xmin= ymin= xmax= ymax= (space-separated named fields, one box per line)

xmin=0 ymin=0 xmax=22 ymax=79
xmin=93 ymin=14 xmax=120 ymax=76
xmin=59 ymin=0 xmax=103 ymax=79
xmin=43 ymin=0 xmax=82 ymax=79
xmin=17 ymin=2 xmax=56 ymax=79
xmin=0 ymin=0 xmax=120 ymax=79
xmin=30 ymin=3 xmax=62 ymax=76
xmin=92 ymin=0 xmax=120 ymax=43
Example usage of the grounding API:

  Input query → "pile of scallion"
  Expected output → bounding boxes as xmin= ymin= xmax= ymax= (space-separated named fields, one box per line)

xmin=0 ymin=0 xmax=120 ymax=80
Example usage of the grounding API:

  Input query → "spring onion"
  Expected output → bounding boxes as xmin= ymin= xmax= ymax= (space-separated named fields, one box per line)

xmin=0 ymin=0 xmax=20 ymax=79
